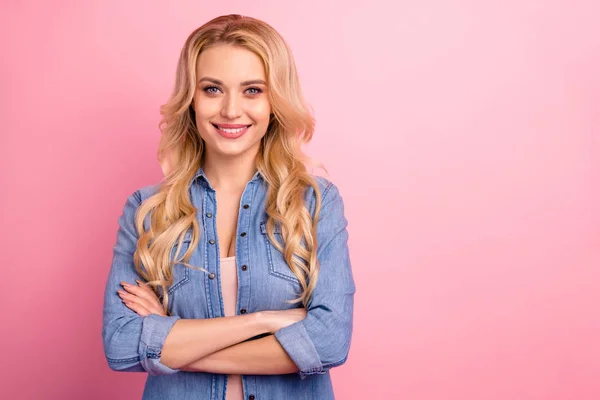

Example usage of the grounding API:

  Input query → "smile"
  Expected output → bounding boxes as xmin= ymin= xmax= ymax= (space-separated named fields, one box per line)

xmin=211 ymin=123 xmax=251 ymax=139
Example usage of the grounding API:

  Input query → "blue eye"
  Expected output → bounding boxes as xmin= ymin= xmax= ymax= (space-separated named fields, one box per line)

xmin=246 ymin=87 xmax=262 ymax=95
xmin=203 ymin=86 xmax=220 ymax=94
xmin=202 ymin=86 xmax=262 ymax=95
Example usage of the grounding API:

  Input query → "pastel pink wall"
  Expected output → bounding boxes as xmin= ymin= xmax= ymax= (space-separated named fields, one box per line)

xmin=1 ymin=1 xmax=598 ymax=399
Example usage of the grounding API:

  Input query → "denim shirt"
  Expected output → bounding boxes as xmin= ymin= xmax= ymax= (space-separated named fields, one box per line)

xmin=102 ymin=167 xmax=356 ymax=400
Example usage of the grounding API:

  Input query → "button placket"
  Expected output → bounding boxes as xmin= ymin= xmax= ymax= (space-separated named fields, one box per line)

xmin=238 ymin=210 xmax=248 ymax=315
xmin=241 ymin=203 xmax=249 ymax=270
xmin=236 ymin=185 xmax=254 ymax=317
xmin=203 ymin=190 xmax=222 ymax=319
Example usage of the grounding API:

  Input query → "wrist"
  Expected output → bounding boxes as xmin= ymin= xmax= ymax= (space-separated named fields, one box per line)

xmin=254 ymin=311 xmax=277 ymax=333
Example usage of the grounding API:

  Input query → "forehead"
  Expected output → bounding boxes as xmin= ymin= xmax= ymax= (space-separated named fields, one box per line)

xmin=196 ymin=44 xmax=266 ymax=81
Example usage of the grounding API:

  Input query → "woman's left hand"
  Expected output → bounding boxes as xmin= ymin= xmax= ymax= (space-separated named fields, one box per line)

xmin=117 ymin=280 xmax=166 ymax=317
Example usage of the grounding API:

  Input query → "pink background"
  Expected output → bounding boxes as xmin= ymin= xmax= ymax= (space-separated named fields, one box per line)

xmin=2 ymin=1 xmax=599 ymax=399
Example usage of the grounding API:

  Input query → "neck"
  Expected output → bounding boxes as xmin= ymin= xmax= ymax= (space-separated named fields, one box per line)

xmin=202 ymin=150 xmax=258 ymax=191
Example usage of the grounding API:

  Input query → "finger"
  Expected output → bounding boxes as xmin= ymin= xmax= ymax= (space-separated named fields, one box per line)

xmin=135 ymin=280 xmax=160 ymax=298
xmin=122 ymin=299 xmax=150 ymax=317
xmin=121 ymin=281 xmax=158 ymax=302
xmin=118 ymin=289 xmax=165 ymax=316
xmin=121 ymin=282 xmax=163 ymax=310
xmin=118 ymin=290 xmax=158 ymax=314
xmin=122 ymin=296 xmax=164 ymax=317
xmin=134 ymin=281 xmax=167 ymax=315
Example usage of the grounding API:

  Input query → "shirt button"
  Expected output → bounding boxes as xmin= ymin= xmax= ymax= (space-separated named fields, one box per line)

xmin=243 ymin=204 xmax=249 ymax=209
xmin=206 ymin=212 xmax=213 ymax=218
xmin=241 ymin=265 xmax=248 ymax=271
xmin=249 ymin=396 xmax=255 ymax=400
xmin=208 ymin=273 xmax=215 ymax=279
xmin=240 ymin=232 xmax=247 ymax=237
xmin=240 ymin=309 xmax=247 ymax=314
xmin=209 ymin=239 xmax=215 ymax=244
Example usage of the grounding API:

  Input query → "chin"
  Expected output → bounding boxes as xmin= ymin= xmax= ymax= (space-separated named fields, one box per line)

xmin=211 ymin=140 xmax=260 ymax=157
xmin=199 ymin=127 xmax=266 ymax=158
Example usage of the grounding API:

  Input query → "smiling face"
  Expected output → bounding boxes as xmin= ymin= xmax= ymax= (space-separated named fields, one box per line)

xmin=192 ymin=43 xmax=271 ymax=160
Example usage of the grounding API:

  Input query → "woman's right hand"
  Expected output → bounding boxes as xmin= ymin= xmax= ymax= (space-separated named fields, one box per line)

xmin=260 ymin=308 xmax=307 ymax=333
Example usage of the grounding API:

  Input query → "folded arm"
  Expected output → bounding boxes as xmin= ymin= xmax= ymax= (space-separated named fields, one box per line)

xmin=181 ymin=334 xmax=298 ymax=375
xmin=103 ymin=183 xmax=355 ymax=377
xmin=102 ymin=190 xmax=273 ymax=375
xmin=181 ymin=183 xmax=356 ymax=378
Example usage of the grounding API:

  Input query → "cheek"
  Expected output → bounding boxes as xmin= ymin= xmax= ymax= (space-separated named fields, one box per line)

xmin=194 ymin=98 xmax=219 ymax=120
xmin=247 ymin=100 xmax=271 ymax=124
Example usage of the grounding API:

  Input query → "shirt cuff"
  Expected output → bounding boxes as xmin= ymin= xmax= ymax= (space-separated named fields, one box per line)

xmin=138 ymin=314 xmax=181 ymax=375
xmin=274 ymin=321 xmax=326 ymax=379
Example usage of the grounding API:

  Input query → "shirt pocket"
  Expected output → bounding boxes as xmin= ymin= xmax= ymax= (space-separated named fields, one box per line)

xmin=259 ymin=221 xmax=302 ymax=286
xmin=167 ymin=231 xmax=192 ymax=296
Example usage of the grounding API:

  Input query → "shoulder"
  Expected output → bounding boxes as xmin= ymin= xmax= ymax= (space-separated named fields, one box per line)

xmin=304 ymin=175 xmax=343 ymax=216
xmin=122 ymin=183 xmax=161 ymax=210
xmin=120 ymin=184 xmax=161 ymax=231
xmin=137 ymin=183 xmax=161 ymax=201
xmin=311 ymin=175 xmax=344 ymax=201
xmin=309 ymin=175 xmax=348 ymax=231
xmin=312 ymin=175 xmax=334 ymax=197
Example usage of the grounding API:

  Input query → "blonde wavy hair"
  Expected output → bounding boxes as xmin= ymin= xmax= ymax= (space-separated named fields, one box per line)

xmin=132 ymin=14 xmax=325 ymax=313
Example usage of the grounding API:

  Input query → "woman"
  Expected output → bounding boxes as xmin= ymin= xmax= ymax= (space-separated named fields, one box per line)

xmin=102 ymin=14 xmax=356 ymax=400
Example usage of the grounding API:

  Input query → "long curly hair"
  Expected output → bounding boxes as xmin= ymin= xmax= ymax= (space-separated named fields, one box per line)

xmin=132 ymin=14 xmax=325 ymax=313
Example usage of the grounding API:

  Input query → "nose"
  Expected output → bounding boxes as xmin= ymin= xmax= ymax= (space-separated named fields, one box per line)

xmin=220 ymin=93 xmax=242 ymax=119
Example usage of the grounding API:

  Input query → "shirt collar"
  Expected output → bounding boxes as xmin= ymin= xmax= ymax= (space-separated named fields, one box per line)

xmin=193 ymin=166 xmax=264 ymax=189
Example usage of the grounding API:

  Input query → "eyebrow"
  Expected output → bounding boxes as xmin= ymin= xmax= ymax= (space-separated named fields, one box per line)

xmin=198 ymin=77 xmax=267 ymax=86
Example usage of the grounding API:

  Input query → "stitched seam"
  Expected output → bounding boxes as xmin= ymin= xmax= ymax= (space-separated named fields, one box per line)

xmin=167 ymin=268 xmax=189 ymax=294
xmin=107 ymin=355 xmax=140 ymax=363
xmin=320 ymin=180 xmax=334 ymax=202
xmin=322 ymin=354 xmax=348 ymax=369
xmin=168 ymin=236 xmax=192 ymax=294
xmin=202 ymin=190 xmax=214 ymax=317
xmin=260 ymin=222 xmax=301 ymax=285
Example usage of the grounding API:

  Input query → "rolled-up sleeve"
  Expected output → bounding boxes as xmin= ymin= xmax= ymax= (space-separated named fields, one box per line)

xmin=274 ymin=183 xmax=356 ymax=379
xmin=102 ymin=190 xmax=181 ymax=375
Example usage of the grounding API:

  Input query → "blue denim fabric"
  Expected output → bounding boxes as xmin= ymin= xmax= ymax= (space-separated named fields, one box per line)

xmin=102 ymin=167 xmax=356 ymax=400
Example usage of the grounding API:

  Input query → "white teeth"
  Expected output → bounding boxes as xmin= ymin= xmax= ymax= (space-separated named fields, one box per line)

xmin=218 ymin=126 xmax=248 ymax=133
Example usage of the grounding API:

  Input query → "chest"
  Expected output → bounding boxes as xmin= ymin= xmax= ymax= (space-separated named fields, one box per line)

xmin=214 ymin=191 xmax=242 ymax=258
xmin=165 ymin=183 xmax=304 ymax=317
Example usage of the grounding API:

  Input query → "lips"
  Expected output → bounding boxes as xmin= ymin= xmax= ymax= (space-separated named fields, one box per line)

xmin=211 ymin=123 xmax=251 ymax=139
xmin=212 ymin=123 xmax=251 ymax=129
